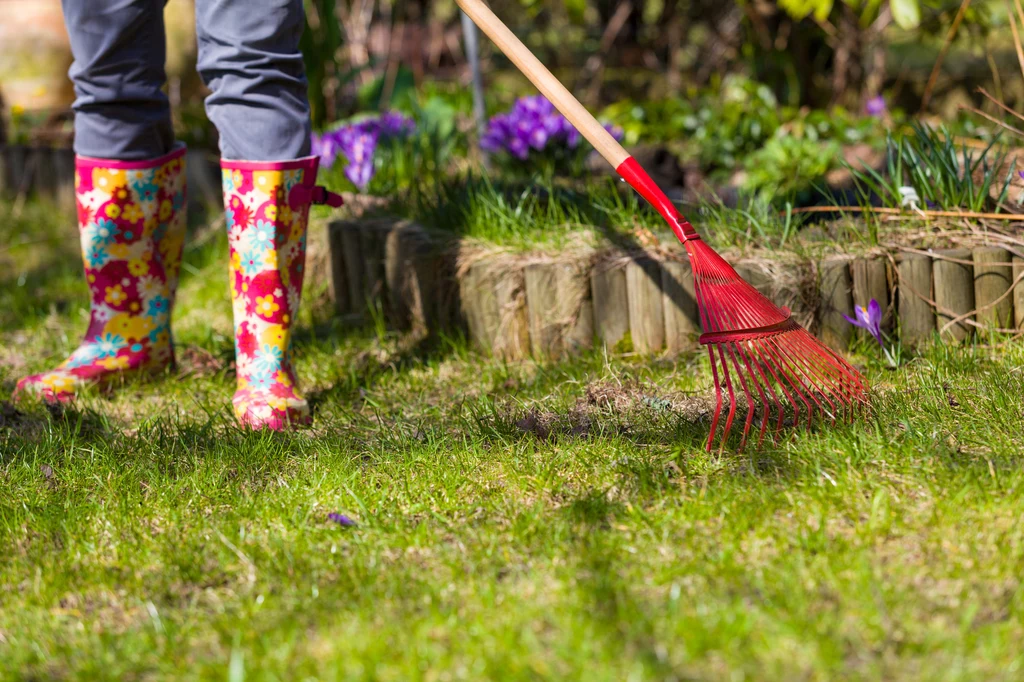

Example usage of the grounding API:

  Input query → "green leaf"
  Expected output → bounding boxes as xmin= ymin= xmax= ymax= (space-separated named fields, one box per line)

xmin=890 ymin=0 xmax=921 ymax=29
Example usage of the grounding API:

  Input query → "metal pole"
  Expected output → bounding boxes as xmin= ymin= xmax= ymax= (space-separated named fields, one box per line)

xmin=460 ymin=10 xmax=489 ymax=165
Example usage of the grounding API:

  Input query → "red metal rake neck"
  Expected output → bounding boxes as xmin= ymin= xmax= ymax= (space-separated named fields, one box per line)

xmin=616 ymin=156 xmax=700 ymax=245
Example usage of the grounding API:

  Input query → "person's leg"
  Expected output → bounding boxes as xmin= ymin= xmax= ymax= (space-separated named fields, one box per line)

xmin=62 ymin=0 xmax=175 ymax=159
xmin=16 ymin=1 xmax=187 ymax=403
xmin=196 ymin=0 xmax=339 ymax=429
xmin=194 ymin=0 xmax=311 ymax=160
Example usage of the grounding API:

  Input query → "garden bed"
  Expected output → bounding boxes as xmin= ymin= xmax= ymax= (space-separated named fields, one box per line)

xmin=328 ymin=214 xmax=1024 ymax=358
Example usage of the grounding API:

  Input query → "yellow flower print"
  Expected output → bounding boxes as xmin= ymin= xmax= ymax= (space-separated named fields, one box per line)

xmin=255 ymin=294 xmax=280 ymax=317
xmin=108 ymin=243 xmax=130 ymax=259
xmin=289 ymin=222 xmax=305 ymax=242
xmin=276 ymin=370 xmax=293 ymax=387
xmin=93 ymin=168 xmax=127 ymax=193
xmin=231 ymin=251 xmax=242 ymax=272
xmin=264 ymin=205 xmax=277 ymax=222
xmin=122 ymin=203 xmax=143 ymax=223
xmin=253 ymin=170 xmax=281 ymax=194
xmin=129 ymin=301 xmax=141 ymax=313
xmin=128 ymin=259 xmax=149 ymax=276
xmin=264 ymin=249 xmax=278 ymax=269
xmin=100 ymin=355 xmax=130 ymax=370
xmin=74 ymin=170 xmax=81 ymax=189
xmin=152 ymin=330 xmax=170 ymax=347
xmin=261 ymin=324 xmax=286 ymax=347
xmin=143 ymin=216 xmax=158 ymax=237
xmin=43 ymin=373 xmax=76 ymax=394
xmin=105 ymin=203 xmax=122 ymax=219
xmin=158 ymin=199 xmax=172 ymax=221
xmin=105 ymin=313 xmax=154 ymax=341
xmin=117 ymin=189 xmax=128 ymax=200
xmin=87 ymin=273 xmax=96 ymax=284
xmin=279 ymin=205 xmax=294 ymax=227
xmin=232 ymin=170 xmax=243 ymax=187
xmin=105 ymin=284 xmax=127 ymax=305
xmin=267 ymin=396 xmax=287 ymax=410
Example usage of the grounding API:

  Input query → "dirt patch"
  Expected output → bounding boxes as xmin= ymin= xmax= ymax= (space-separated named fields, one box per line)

xmin=176 ymin=344 xmax=230 ymax=378
xmin=508 ymin=380 xmax=715 ymax=442
xmin=0 ymin=401 xmax=25 ymax=429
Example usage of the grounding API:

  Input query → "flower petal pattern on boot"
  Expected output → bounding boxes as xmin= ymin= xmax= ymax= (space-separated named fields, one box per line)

xmin=15 ymin=146 xmax=188 ymax=403
xmin=222 ymin=157 xmax=322 ymax=430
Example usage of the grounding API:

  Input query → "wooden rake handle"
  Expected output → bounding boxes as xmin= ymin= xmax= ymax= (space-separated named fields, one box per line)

xmin=456 ymin=0 xmax=699 ymax=243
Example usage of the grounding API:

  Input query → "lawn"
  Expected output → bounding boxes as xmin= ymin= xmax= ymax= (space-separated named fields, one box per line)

xmin=1 ymin=199 xmax=1023 ymax=681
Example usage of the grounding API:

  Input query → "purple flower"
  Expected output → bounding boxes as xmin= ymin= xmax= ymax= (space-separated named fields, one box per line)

xmin=311 ymin=133 xmax=339 ymax=169
xmin=865 ymin=96 xmax=886 ymax=117
xmin=337 ymin=126 xmax=379 ymax=190
xmin=310 ymin=111 xmax=416 ymax=190
xmin=328 ymin=513 xmax=357 ymax=527
xmin=482 ymin=95 xmax=622 ymax=162
xmin=375 ymin=111 xmax=416 ymax=137
xmin=843 ymin=299 xmax=883 ymax=346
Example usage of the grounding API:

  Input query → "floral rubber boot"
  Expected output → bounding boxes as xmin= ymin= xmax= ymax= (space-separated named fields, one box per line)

xmin=15 ymin=146 xmax=187 ymax=403
xmin=222 ymin=157 xmax=342 ymax=430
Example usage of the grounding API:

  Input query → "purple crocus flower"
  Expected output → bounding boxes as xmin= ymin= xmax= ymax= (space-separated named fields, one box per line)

xmin=328 ymin=512 xmax=357 ymax=527
xmin=844 ymin=299 xmax=883 ymax=346
xmin=482 ymin=95 xmax=622 ymax=162
xmin=336 ymin=126 xmax=379 ymax=190
xmin=311 ymin=111 xmax=416 ymax=190
xmin=311 ymin=132 xmax=339 ymax=169
xmin=865 ymin=96 xmax=886 ymax=117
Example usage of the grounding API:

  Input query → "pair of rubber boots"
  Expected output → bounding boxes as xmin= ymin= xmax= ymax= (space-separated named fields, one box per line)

xmin=13 ymin=145 xmax=342 ymax=430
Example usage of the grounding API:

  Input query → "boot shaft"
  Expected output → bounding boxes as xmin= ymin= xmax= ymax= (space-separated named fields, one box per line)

xmin=73 ymin=146 xmax=188 ymax=350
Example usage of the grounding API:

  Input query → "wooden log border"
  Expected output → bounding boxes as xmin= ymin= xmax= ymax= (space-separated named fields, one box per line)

xmin=327 ymin=217 xmax=1024 ymax=359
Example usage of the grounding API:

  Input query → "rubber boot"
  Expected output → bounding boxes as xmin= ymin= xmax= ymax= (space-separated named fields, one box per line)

xmin=15 ymin=145 xmax=187 ymax=402
xmin=221 ymin=157 xmax=342 ymax=429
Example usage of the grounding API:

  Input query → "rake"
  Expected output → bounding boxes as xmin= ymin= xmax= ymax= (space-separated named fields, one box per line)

xmin=457 ymin=0 xmax=869 ymax=450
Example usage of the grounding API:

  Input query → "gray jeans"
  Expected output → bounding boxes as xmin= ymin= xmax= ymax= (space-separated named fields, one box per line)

xmin=62 ymin=0 xmax=312 ymax=161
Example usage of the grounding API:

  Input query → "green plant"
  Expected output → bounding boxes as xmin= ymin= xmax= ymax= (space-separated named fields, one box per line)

xmin=847 ymin=123 xmax=1016 ymax=213
xmin=742 ymin=136 xmax=841 ymax=201
xmin=695 ymin=194 xmax=804 ymax=248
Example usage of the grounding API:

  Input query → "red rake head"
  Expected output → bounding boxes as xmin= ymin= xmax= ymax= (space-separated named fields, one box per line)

xmin=684 ymin=239 xmax=870 ymax=451
xmin=615 ymin=156 xmax=869 ymax=450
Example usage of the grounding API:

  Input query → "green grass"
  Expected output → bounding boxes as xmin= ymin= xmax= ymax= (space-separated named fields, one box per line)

xmin=3 ymin=199 xmax=1024 ymax=680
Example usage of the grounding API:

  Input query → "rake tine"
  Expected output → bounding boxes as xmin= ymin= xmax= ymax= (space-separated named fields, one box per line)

xmin=715 ymin=345 xmax=739 ymax=453
xmin=749 ymin=339 xmax=783 ymax=448
xmin=706 ymin=346 xmax=724 ymax=449
xmin=783 ymin=335 xmax=842 ymax=425
xmin=756 ymin=339 xmax=796 ymax=441
xmin=740 ymin=340 xmax=773 ymax=449
xmin=725 ymin=343 xmax=757 ymax=450
xmin=792 ymin=332 xmax=863 ymax=426
xmin=768 ymin=337 xmax=816 ymax=431
xmin=777 ymin=334 xmax=845 ymax=426
xmin=733 ymin=339 xmax=772 ymax=450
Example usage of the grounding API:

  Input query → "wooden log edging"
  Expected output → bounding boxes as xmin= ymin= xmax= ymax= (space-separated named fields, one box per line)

xmin=327 ymin=217 xmax=1024 ymax=359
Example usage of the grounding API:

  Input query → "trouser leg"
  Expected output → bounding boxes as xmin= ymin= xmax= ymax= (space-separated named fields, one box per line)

xmin=194 ymin=0 xmax=312 ymax=161
xmin=62 ymin=0 xmax=174 ymax=160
